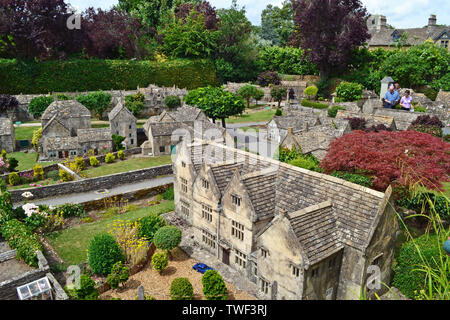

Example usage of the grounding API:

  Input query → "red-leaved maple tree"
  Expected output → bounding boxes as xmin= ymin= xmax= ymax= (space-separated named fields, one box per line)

xmin=320 ymin=130 xmax=450 ymax=191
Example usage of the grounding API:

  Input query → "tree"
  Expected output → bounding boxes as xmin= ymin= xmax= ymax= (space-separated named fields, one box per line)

xmin=153 ymin=226 xmax=182 ymax=253
xmin=164 ymin=95 xmax=182 ymax=109
xmin=76 ymin=91 xmax=111 ymax=119
xmin=184 ymin=86 xmax=245 ymax=127
xmin=260 ymin=1 xmax=294 ymax=46
xmin=152 ymin=251 xmax=168 ymax=273
xmin=175 ymin=1 xmax=220 ymax=30
xmin=0 ymin=94 xmax=18 ymax=115
xmin=270 ymin=86 xmax=287 ymax=108
xmin=106 ymin=261 xmax=130 ymax=289
xmin=117 ymin=0 xmax=179 ymax=30
xmin=28 ymin=96 xmax=54 ymax=119
xmin=238 ymin=85 xmax=264 ymax=108
xmin=202 ymin=270 xmax=227 ymax=300
xmin=170 ymin=277 xmax=194 ymax=300
xmin=290 ymin=0 xmax=370 ymax=81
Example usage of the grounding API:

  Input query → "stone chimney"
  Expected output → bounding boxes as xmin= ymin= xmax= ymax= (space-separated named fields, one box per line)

xmin=377 ymin=15 xmax=387 ymax=31
xmin=287 ymin=127 xmax=293 ymax=135
xmin=428 ymin=14 xmax=437 ymax=27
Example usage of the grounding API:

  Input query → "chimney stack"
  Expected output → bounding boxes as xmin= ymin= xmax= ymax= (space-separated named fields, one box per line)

xmin=377 ymin=15 xmax=387 ymax=31
xmin=287 ymin=127 xmax=293 ymax=135
xmin=428 ymin=14 xmax=437 ymax=27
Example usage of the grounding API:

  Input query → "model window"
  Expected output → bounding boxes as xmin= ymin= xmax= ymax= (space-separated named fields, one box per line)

xmin=129 ymin=125 xmax=132 ymax=129
xmin=260 ymin=279 xmax=269 ymax=294
xmin=231 ymin=220 xmax=244 ymax=241
xmin=260 ymin=248 xmax=268 ymax=258
xmin=159 ymin=146 xmax=165 ymax=153
xmin=130 ymin=139 xmax=134 ymax=145
xmin=202 ymin=230 xmax=216 ymax=249
xmin=311 ymin=267 xmax=319 ymax=278
xmin=202 ymin=204 xmax=213 ymax=222
xmin=231 ymin=195 xmax=241 ymax=206
xmin=372 ymin=255 xmax=383 ymax=267
xmin=201 ymin=178 xmax=210 ymax=189
xmin=180 ymin=177 xmax=188 ymax=193
xmin=234 ymin=250 xmax=247 ymax=268
xmin=292 ymin=265 xmax=300 ymax=277
xmin=180 ymin=200 xmax=190 ymax=216
xmin=181 ymin=161 xmax=186 ymax=168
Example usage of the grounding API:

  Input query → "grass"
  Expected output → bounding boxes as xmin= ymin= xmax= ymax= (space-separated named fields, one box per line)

xmin=8 ymin=152 xmax=55 ymax=171
xmin=8 ymin=178 xmax=59 ymax=190
xmin=14 ymin=126 xmax=40 ymax=140
xmin=81 ymin=156 xmax=172 ymax=178
xmin=46 ymin=200 xmax=175 ymax=266
xmin=226 ymin=109 xmax=275 ymax=124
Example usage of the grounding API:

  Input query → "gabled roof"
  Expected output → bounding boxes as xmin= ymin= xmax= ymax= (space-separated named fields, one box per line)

xmin=42 ymin=136 xmax=79 ymax=150
xmin=42 ymin=115 xmax=69 ymax=134
xmin=41 ymin=100 xmax=91 ymax=120
xmin=77 ymin=128 xmax=112 ymax=143
xmin=108 ymin=101 xmax=136 ymax=121
xmin=270 ymin=114 xmax=320 ymax=131
xmin=368 ymin=25 xmax=449 ymax=46
xmin=0 ymin=118 xmax=13 ymax=136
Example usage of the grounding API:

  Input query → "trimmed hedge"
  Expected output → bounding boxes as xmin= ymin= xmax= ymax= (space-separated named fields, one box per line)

xmin=301 ymin=99 xmax=329 ymax=109
xmin=0 ymin=58 xmax=219 ymax=94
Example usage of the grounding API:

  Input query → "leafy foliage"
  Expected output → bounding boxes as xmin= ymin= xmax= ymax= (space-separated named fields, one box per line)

xmin=153 ymin=226 xmax=182 ymax=251
xmin=0 ymin=94 xmax=18 ymax=114
xmin=164 ymin=95 xmax=182 ymax=109
xmin=260 ymin=1 xmax=294 ymax=46
xmin=288 ymin=155 xmax=321 ymax=172
xmin=170 ymin=277 xmax=194 ymax=300
xmin=335 ymin=81 xmax=363 ymax=101
xmin=320 ymin=130 xmax=450 ymax=191
xmin=152 ymin=251 xmax=168 ymax=273
xmin=106 ymin=261 xmax=130 ymax=289
xmin=330 ymin=171 xmax=373 ymax=188
xmin=28 ymin=96 xmax=54 ymax=118
xmin=257 ymin=71 xmax=281 ymax=87
xmin=327 ymin=105 xmax=346 ymax=118
xmin=238 ymin=85 xmax=264 ymax=108
xmin=300 ymin=99 xmax=328 ymax=109
xmin=112 ymin=134 xmax=126 ymax=151
xmin=345 ymin=117 xmax=367 ymax=131
xmin=270 ymin=86 xmax=287 ymax=108
xmin=54 ymin=203 xmax=86 ymax=218
xmin=8 ymin=172 xmax=20 ymax=186
xmin=202 ymin=270 xmax=227 ymax=300
xmin=32 ymin=128 xmax=42 ymax=148
xmin=59 ymin=169 xmax=73 ymax=182
xmin=88 ymin=233 xmax=125 ymax=275
xmin=105 ymin=153 xmax=116 ymax=164
xmin=397 ymin=192 xmax=449 ymax=222
xmin=125 ymin=93 xmax=145 ymax=117
xmin=138 ymin=214 xmax=166 ymax=243
xmin=304 ymin=85 xmax=318 ymax=99
xmin=74 ymin=274 xmax=99 ymax=300
xmin=76 ymin=91 xmax=111 ymax=119
xmin=257 ymin=46 xmax=316 ymax=76
xmin=162 ymin=187 xmax=174 ymax=200
xmin=90 ymin=156 xmax=100 ymax=167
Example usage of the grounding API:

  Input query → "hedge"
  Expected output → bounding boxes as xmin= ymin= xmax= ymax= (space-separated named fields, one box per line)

xmin=0 ymin=58 xmax=220 ymax=94
xmin=300 ymin=99 xmax=329 ymax=109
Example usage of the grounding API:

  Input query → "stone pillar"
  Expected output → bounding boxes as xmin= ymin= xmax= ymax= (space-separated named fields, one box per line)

xmin=380 ymin=77 xmax=394 ymax=102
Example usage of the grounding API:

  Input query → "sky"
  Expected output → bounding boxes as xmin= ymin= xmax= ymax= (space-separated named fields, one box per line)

xmin=68 ymin=0 xmax=450 ymax=29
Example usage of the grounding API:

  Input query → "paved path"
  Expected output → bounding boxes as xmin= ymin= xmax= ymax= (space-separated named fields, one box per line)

xmin=15 ymin=175 xmax=174 ymax=207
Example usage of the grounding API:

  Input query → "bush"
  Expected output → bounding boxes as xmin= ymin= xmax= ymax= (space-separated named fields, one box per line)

xmin=153 ymin=226 xmax=182 ymax=251
xmin=76 ymin=91 xmax=111 ymax=119
xmin=202 ymin=270 xmax=227 ymax=300
xmin=117 ymin=150 xmax=125 ymax=160
xmin=275 ymin=108 xmax=282 ymax=116
xmin=7 ymin=157 xmax=18 ymax=172
xmin=365 ymin=124 xmax=392 ymax=133
xmin=414 ymin=105 xmax=427 ymax=113
xmin=112 ymin=134 xmax=125 ymax=151
xmin=331 ymin=171 xmax=373 ymax=188
xmin=106 ymin=261 xmax=130 ymax=289
xmin=304 ymin=86 xmax=318 ymax=99
xmin=0 ymin=219 xmax=42 ymax=267
xmin=138 ymin=214 xmax=166 ymax=242
xmin=28 ymin=96 xmax=54 ymax=118
xmin=270 ymin=86 xmax=287 ymax=108
xmin=170 ymin=278 xmax=194 ymax=300
xmin=408 ymin=125 xmax=442 ymax=138
xmin=300 ymin=99 xmax=328 ymax=109
xmin=257 ymin=71 xmax=281 ymax=87
xmin=345 ymin=117 xmax=367 ymax=131
xmin=88 ymin=233 xmax=124 ymax=276
xmin=32 ymin=128 xmax=42 ymax=148
xmin=46 ymin=170 xmax=59 ymax=181
xmin=126 ymin=100 xmax=145 ymax=118
xmin=0 ymin=58 xmax=219 ymax=94
xmin=72 ymin=156 xmax=85 ymax=171
xmin=162 ymin=187 xmax=174 ymax=201
xmin=320 ymin=130 xmax=450 ymax=191
xmin=164 ymin=95 xmax=182 ymax=109
xmin=422 ymin=87 xmax=438 ymax=101
xmin=90 ymin=156 xmax=100 ymax=167
xmin=8 ymin=172 xmax=20 ymax=186
xmin=54 ymin=203 xmax=86 ymax=218
xmin=74 ymin=274 xmax=99 ymax=300
xmin=55 ymin=93 xmax=72 ymax=100
xmin=392 ymin=234 xmax=448 ymax=299
xmin=397 ymin=192 xmax=449 ymax=221
xmin=105 ymin=153 xmax=116 ymax=163
xmin=59 ymin=170 xmax=74 ymax=182
xmin=257 ymin=46 xmax=317 ymax=75
xmin=238 ymin=85 xmax=265 ymax=108
xmin=335 ymin=81 xmax=364 ymax=102
xmin=152 ymin=251 xmax=169 ymax=274
xmin=288 ymin=156 xmax=321 ymax=172
xmin=0 ymin=94 xmax=18 ymax=113
xmin=408 ymin=115 xmax=443 ymax=137
xmin=327 ymin=106 xmax=346 ymax=118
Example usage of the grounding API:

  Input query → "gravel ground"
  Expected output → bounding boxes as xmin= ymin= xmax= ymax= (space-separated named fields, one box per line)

xmin=99 ymin=248 xmax=256 ymax=301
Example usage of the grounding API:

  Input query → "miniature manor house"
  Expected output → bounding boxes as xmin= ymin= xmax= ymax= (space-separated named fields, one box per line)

xmin=173 ymin=139 xmax=399 ymax=300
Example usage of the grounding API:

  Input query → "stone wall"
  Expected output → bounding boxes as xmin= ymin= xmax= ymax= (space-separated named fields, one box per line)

xmin=10 ymin=164 xmax=173 ymax=203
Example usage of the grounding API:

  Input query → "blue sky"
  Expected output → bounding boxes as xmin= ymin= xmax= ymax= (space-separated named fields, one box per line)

xmin=68 ymin=0 xmax=450 ymax=28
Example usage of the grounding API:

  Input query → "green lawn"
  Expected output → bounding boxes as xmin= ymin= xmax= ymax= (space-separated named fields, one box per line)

xmin=8 ymin=152 xmax=55 ymax=171
xmin=81 ymin=156 xmax=172 ymax=178
xmin=14 ymin=126 xmax=41 ymax=140
xmin=226 ymin=109 xmax=275 ymax=124
xmin=46 ymin=201 xmax=174 ymax=266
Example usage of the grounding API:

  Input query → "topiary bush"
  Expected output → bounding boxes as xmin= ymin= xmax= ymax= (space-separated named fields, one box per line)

xmin=330 ymin=171 xmax=373 ymax=188
xmin=151 ymin=251 xmax=168 ymax=274
xmin=117 ymin=150 xmax=125 ymax=160
xmin=74 ymin=274 xmax=99 ymax=300
xmin=164 ymin=95 xmax=182 ymax=109
xmin=138 ymin=214 xmax=166 ymax=242
xmin=202 ymin=270 xmax=227 ymax=300
xmin=153 ymin=226 xmax=182 ymax=252
xmin=90 ymin=156 xmax=100 ymax=167
xmin=106 ymin=261 xmax=130 ymax=289
xmin=8 ymin=172 xmax=20 ymax=186
xmin=105 ymin=153 xmax=116 ymax=163
xmin=59 ymin=169 xmax=74 ymax=182
xmin=301 ymin=99 xmax=328 ymax=109
xmin=88 ymin=233 xmax=125 ymax=276
xmin=327 ymin=105 xmax=346 ymax=118
xmin=304 ymin=85 xmax=318 ymax=100
xmin=170 ymin=277 xmax=194 ymax=300
xmin=33 ymin=164 xmax=44 ymax=180
xmin=335 ymin=81 xmax=364 ymax=102
xmin=275 ymin=108 xmax=282 ymax=116
xmin=28 ymin=96 xmax=54 ymax=118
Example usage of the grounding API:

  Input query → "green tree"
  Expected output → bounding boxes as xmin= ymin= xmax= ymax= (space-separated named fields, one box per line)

xmin=270 ymin=86 xmax=287 ymax=108
xmin=238 ymin=84 xmax=264 ymax=108
xmin=76 ymin=91 xmax=111 ymax=119
xmin=184 ymin=86 xmax=245 ymax=127
xmin=153 ymin=226 xmax=182 ymax=253
xmin=260 ymin=1 xmax=294 ymax=46
xmin=28 ymin=96 xmax=54 ymax=118
xmin=202 ymin=270 xmax=227 ymax=300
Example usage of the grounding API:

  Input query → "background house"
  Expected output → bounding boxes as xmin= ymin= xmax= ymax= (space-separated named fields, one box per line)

xmin=0 ymin=117 xmax=15 ymax=153
xmin=108 ymin=100 xmax=137 ymax=148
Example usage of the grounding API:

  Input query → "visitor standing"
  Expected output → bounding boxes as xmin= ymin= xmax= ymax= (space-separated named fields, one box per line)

xmin=399 ymin=90 xmax=413 ymax=111
xmin=384 ymin=85 xmax=400 ymax=109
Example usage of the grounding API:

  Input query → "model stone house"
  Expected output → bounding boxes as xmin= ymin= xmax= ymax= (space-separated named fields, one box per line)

xmin=335 ymin=110 xmax=397 ymax=131
xmin=147 ymin=105 xmax=209 ymax=123
xmin=267 ymin=113 xmax=321 ymax=143
xmin=0 ymin=117 xmax=15 ymax=153
xmin=173 ymin=139 xmax=398 ymax=300
xmin=40 ymin=100 xmax=112 ymax=160
xmin=367 ymin=14 xmax=449 ymax=50
xmin=108 ymin=101 xmax=137 ymax=148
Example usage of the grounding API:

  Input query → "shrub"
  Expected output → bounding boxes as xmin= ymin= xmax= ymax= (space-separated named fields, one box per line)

xmin=0 ymin=94 xmax=18 ymax=113
xmin=76 ymin=91 xmax=111 ymax=119
xmin=335 ymin=81 xmax=364 ymax=102
xmin=54 ymin=203 xmax=86 ymax=218
xmin=112 ymin=134 xmax=125 ymax=151
xmin=257 ymin=46 xmax=317 ymax=75
xmin=397 ymin=192 xmax=449 ymax=221
xmin=7 ymin=157 xmax=18 ymax=172
xmin=170 ymin=278 xmax=194 ymax=300
xmin=8 ymin=172 xmax=20 ymax=186
xmin=202 ymin=270 xmax=227 ymax=300
xmin=105 ymin=153 xmax=116 ymax=163
xmin=152 ymin=251 xmax=169 ymax=274
xmin=300 ymin=99 xmax=328 ymax=109
xmin=153 ymin=226 xmax=182 ymax=252
xmin=238 ymin=85 xmax=265 ymax=108
xmin=422 ymin=87 xmax=438 ymax=101
xmin=392 ymin=234 xmax=448 ymax=299
xmin=32 ymin=128 xmax=42 ymax=148
xmin=117 ymin=150 xmax=125 ymax=160
xmin=162 ymin=187 xmax=174 ymax=200
xmin=345 ymin=117 xmax=367 ymax=131
xmin=257 ymin=71 xmax=281 ymax=87
xmin=46 ymin=170 xmax=59 ymax=181
xmin=138 ymin=214 xmax=166 ymax=242
xmin=320 ymin=130 xmax=450 ymax=191
xmin=28 ymin=96 xmax=54 ymax=118
xmin=275 ymin=108 xmax=282 ymax=116
xmin=164 ymin=95 xmax=182 ymax=109
xmin=72 ymin=156 xmax=85 ymax=171
xmin=90 ymin=156 xmax=100 ymax=167
xmin=331 ymin=171 xmax=373 ymax=188
xmin=55 ymin=93 xmax=72 ymax=100
xmin=126 ymin=100 xmax=145 ymax=118
xmin=74 ymin=274 xmax=99 ymax=300
xmin=365 ymin=124 xmax=392 ymax=133
xmin=414 ymin=105 xmax=427 ymax=113
xmin=408 ymin=125 xmax=442 ymax=138
xmin=304 ymin=85 xmax=318 ymax=99
xmin=106 ymin=261 xmax=130 ymax=289
xmin=327 ymin=106 xmax=346 ymax=118
xmin=411 ymin=115 xmax=443 ymax=128
xmin=288 ymin=156 xmax=321 ymax=172
xmin=59 ymin=170 xmax=74 ymax=182
xmin=88 ymin=233 xmax=124 ymax=275
xmin=270 ymin=86 xmax=287 ymax=108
